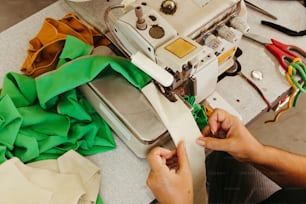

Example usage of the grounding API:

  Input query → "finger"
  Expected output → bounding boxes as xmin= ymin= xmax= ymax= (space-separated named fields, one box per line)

xmin=166 ymin=156 xmax=178 ymax=169
xmin=201 ymin=125 xmax=211 ymax=137
xmin=196 ymin=137 xmax=231 ymax=152
xmin=176 ymin=141 xmax=190 ymax=172
xmin=207 ymin=109 xmax=225 ymax=134
xmin=147 ymin=147 xmax=172 ymax=171
xmin=166 ymin=155 xmax=178 ymax=165
xmin=209 ymin=109 xmax=232 ymax=133
xmin=164 ymin=149 xmax=177 ymax=160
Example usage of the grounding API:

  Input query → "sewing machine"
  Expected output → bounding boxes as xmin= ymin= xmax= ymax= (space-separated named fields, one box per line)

xmin=79 ymin=0 xmax=249 ymax=157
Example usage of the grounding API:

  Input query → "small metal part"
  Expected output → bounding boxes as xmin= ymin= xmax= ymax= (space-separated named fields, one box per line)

xmin=225 ymin=61 xmax=240 ymax=75
xmin=251 ymin=70 xmax=263 ymax=80
xmin=135 ymin=6 xmax=147 ymax=30
xmin=160 ymin=0 xmax=177 ymax=15
xmin=154 ymin=81 xmax=177 ymax=102
xmin=149 ymin=25 xmax=165 ymax=39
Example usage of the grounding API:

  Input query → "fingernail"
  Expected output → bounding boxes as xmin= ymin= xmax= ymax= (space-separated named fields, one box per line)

xmin=180 ymin=140 xmax=186 ymax=150
xmin=211 ymin=130 xmax=215 ymax=135
xmin=196 ymin=139 xmax=205 ymax=146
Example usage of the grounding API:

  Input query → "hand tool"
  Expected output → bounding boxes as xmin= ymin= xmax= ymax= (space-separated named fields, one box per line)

xmin=243 ymin=32 xmax=306 ymax=71
xmin=245 ymin=0 xmax=278 ymax=20
xmin=261 ymin=20 xmax=306 ymax=36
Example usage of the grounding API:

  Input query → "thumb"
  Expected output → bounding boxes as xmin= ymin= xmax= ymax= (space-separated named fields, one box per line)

xmin=197 ymin=137 xmax=230 ymax=152
xmin=147 ymin=147 xmax=172 ymax=172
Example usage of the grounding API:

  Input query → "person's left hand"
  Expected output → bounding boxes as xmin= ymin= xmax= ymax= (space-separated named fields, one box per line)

xmin=146 ymin=141 xmax=193 ymax=204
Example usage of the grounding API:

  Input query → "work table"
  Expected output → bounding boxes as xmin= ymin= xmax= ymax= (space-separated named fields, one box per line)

xmin=0 ymin=0 xmax=305 ymax=203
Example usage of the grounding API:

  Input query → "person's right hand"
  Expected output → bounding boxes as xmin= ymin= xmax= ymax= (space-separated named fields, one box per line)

xmin=197 ymin=108 xmax=264 ymax=163
xmin=146 ymin=141 xmax=193 ymax=204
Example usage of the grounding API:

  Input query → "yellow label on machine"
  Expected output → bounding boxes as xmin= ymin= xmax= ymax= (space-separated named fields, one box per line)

xmin=218 ymin=47 xmax=236 ymax=64
xmin=166 ymin=38 xmax=196 ymax=58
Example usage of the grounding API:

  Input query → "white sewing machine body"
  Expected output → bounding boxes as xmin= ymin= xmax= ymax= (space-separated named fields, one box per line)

xmin=113 ymin=0 xmax=248 ymax=102
xmin=81 ymin=0 xmax=249 ymax=157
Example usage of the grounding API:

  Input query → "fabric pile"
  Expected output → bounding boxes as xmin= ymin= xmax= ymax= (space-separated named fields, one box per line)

xmin=0 ymin=150 xmax=102 ymax=204
xmin=0 ymin=13 xmax=152 ymax=163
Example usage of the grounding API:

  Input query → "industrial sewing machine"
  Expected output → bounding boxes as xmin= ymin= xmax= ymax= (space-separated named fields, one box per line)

xmin=76 ymin=0 xmax=249 ymax=157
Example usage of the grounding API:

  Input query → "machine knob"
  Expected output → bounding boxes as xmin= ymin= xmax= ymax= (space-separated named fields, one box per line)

xmin=160 ymin=0 xmax=177 ymax=15
xmin=204 ymin=34 xmax=224 ymax=54
xmin=230 ymin=16 xmax=250 ymax=33
xmin=217 ymin=25 xmax=238 ymax=43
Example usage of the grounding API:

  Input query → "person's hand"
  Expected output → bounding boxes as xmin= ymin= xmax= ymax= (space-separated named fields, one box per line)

xmin=197 ymin=108 xmax=264 ymax=163
xmin=146 ymin=141 xmax=193 ymax=204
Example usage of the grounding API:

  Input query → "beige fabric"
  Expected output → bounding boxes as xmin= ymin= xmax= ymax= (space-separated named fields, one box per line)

xmin=0 ymin=159 xmax=53 ymax=204
xmin=0 ymin=150 xmax=101 ymax=204
xmin=142 ymin=83 xmax=208 ymax=204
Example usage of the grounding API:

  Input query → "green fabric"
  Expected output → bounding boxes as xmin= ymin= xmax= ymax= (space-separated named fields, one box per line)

xmin=0 ymin=35 xmax=152 ymax=163
xmin=183 ymin=95 xmax=208 ymax=130
xmin=0 ymin=95 xmax=22 ymax=150
xmin=96 ymin=194 xmax=104 ymax=204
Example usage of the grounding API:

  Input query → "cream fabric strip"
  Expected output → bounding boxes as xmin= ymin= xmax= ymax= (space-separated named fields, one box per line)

xmin=0 ymin=150 xmax=100 ymax=204
xmin=142 ymin=83 xmax=208 ymax=204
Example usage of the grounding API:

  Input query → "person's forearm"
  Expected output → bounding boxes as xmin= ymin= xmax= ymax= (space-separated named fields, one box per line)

xmin=252 ymin=145 xmax=306 ymax=188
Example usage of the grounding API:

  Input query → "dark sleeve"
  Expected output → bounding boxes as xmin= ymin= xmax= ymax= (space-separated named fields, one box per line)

xmin=259 ymin=188 xmax=306 ymax=204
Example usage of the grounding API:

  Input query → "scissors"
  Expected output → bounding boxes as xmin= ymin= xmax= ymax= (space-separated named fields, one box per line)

xmin=243 ymin=32 xmax=306 ymax=72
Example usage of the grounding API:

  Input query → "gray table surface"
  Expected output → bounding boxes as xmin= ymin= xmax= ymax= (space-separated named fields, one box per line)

xmin=0 ymin=0 xmax=305 ymax=203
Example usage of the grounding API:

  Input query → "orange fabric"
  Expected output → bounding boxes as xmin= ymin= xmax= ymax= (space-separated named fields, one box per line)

xmin=21 ymin=13 xmax=105 ymax=77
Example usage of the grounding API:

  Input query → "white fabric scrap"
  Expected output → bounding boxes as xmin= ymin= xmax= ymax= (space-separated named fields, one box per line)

xmin=0 ymin=150 xmax=101 ymax=204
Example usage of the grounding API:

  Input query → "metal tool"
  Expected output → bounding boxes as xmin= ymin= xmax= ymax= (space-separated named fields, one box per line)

xmin=244 ymin=32 xmax=306 ymax=71
xmin=245 ymin=0 xmax=278 ymax=20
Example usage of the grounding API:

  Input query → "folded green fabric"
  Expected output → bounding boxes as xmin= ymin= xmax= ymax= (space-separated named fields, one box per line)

xmin=183 ymin=95 xmax=208 ymax=130
xmin=0 ymin=35 xmax=152 ymax=163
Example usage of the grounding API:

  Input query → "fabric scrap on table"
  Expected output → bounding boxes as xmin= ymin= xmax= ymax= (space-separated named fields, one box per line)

xmin=20 ymin=13 xmax=107 ymax=78
xmin=0 ymin=150 xmax=101 ymax=204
